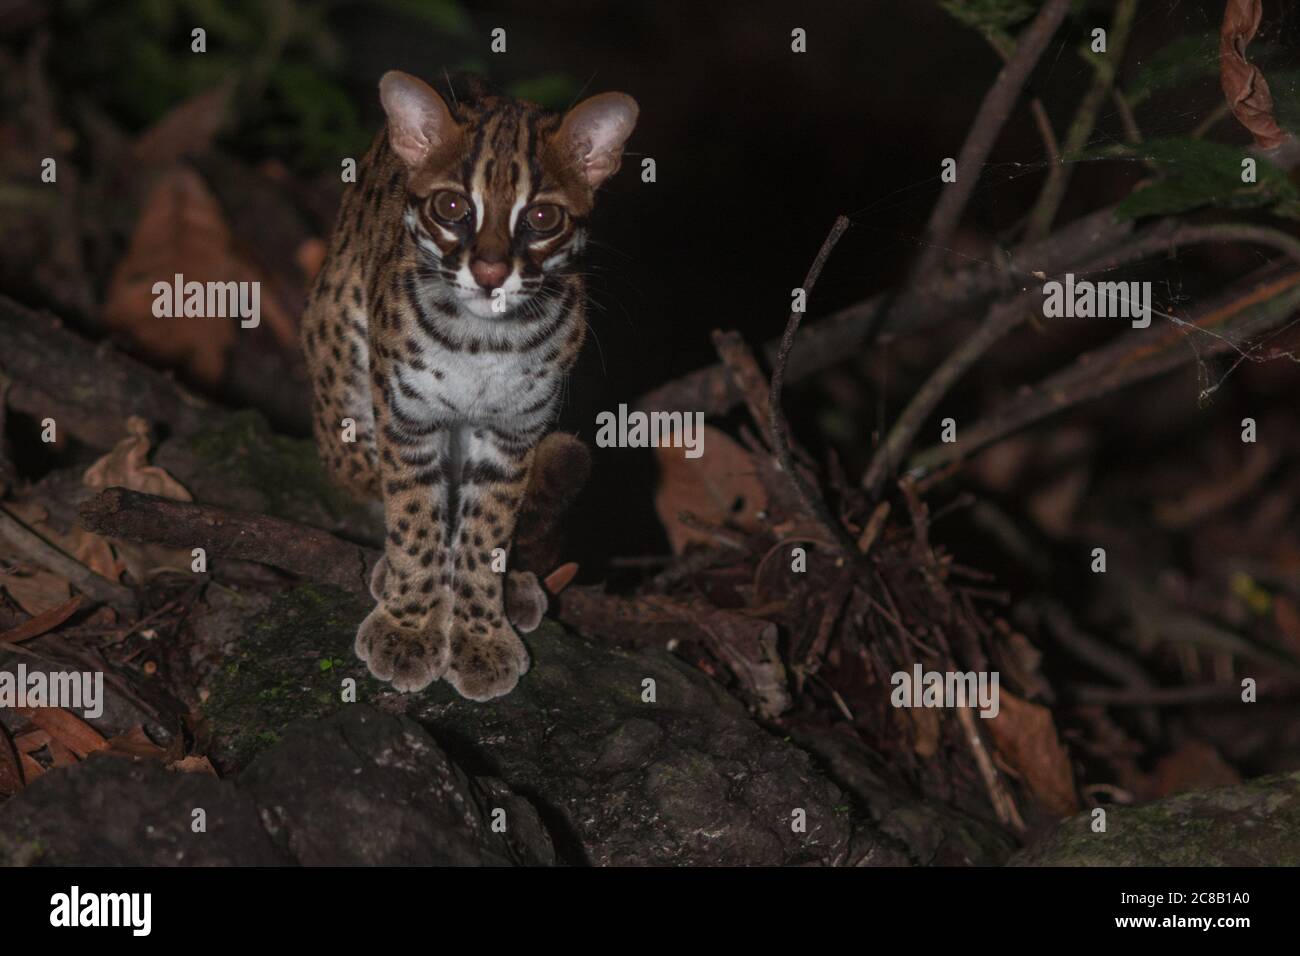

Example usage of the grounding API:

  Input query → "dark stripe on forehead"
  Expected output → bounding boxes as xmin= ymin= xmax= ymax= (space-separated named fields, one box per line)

xmin=524 ymin=113 xmax=543 ymax=201
xmin=462 ymin=122 xmax=489 ymax=184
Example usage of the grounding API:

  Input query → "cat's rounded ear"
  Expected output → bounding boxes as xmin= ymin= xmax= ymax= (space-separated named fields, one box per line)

xmin=379 ymin=71 xmax=456 ymax=169
xmin=555 ymin=93 xmax=639 ymax=189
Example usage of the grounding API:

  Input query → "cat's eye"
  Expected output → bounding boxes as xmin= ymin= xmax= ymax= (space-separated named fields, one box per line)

xmin=523 ymin=204 xmax=564 ymax=235
xmin=430 ymin=191 xmax=471 ymax=225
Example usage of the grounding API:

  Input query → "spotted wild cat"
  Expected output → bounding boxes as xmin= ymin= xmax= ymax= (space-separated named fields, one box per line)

xmin=301 ymin=71 xmax=637 ymax=700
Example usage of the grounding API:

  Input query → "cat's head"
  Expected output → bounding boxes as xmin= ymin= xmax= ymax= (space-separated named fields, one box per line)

xmin=380 ymin=70 xmax=638 ymax=320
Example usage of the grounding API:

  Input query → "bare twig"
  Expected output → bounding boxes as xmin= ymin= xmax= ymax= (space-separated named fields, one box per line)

xmin=864 ymin=292 xmax=1034 ymax=495
xmin=909 ymin=247 xmax=1300 ymax=475
xmin=768 ymin=215 xmax=857 ymax=555
xmin=867 ymin=222 xmax=1300 ymax=493
xmin=0 ymin=505 xmax=134 ymax=609
xmin=908 ymin=0 xmax=1073 ymax=282
xmin=711 ymin=329 xmax=772 ymax=442
xmin=1024 ymin=0 xmax=1139 ymax=241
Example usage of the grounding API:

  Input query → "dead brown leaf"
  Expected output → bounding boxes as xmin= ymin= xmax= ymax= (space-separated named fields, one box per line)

xmin=909 ymin=706 xmax=941 ymax=758
xmin=167 ymin=754 xmax=218 ymax=776
xmin=0 ymin=595 xmax=81 ymax=645
xmin=17 ymin=707 xmax=108 ymax=759
xmin=4 ymin=499 xmax=121 ymax=582
xmin=19 ymin=751 xmax=44 ymax=782
xmin=1 ymin=567 xmax=72 ymax=616
xmin=0 ymin=723 xmax=22 ymax=795
xmin=133 ymin=84 xmax=231 ymax=166
xmin=1143 ymin=741 xmax=1241 ymax=800
xmin=83 ymin=416 xmax=192 ymax=501
xmin=654 ymin=425 xmax=766 ymax=553
xmin=102 ymin=167 xmax=294 ymax=386
xmin=543 ymin=562 xmax=579 ymax=595
xmin=106 ymin=725 xmax=169 ymax=760
xmin=985 ymin=689 xmax=1078 ymax=817
xmin=1220 ymin=0 xmax=1289 ymax=149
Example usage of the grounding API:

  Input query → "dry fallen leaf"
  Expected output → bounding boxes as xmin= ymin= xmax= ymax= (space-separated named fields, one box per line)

xmin=1 ymin=567 xmax=72 ymax=616
xmin=1220 ymin=0 xmax=1289 ymax=149
xmin=543 ymin=562 xmax=579 ymax=595
xmin=17 ymin=707 xmax=108 ymax=759
xmin=985 ymin=689 xmax=1078 ymax=817
xmin=0 ymin=723 xmax=23 ymax=795
xmin=102 ymin=167 xmax=294 ymax=386
xmin=19 ymin=752 xmax=44 ymax=782
xmin=168 ymin=754 xmax=218 ymax=776
xmin=106 ymin=725 xmax=169 ymax=760
xmin=83 ymin=416 xmax=192 ymax=501
xmin=909 ymin=705 xmax=942 ymax=758
xmin=1142 ymin=741 xmax=1241 ymax=800
xmin=4 ymin=499 xmax=120 ymax=582
xmin=0 ymin=595 xmax=81 ymax=645
xmin=654 ymin=425 xmax=767 ymax=554
xmin=133 ymin=84 xmax=231 ymax=166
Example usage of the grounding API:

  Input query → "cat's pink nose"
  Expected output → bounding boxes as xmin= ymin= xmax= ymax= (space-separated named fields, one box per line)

xmin=470 ymin=259 xmax=509 ymax=291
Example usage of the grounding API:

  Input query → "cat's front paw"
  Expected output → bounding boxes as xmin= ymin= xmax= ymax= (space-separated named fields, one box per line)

xmin=355 ymin=606 xmax=449 ymax=693
xmin=445 ymin=620 xmax=530 ymax=702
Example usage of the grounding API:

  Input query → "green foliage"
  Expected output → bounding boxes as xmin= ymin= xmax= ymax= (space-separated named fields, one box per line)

xmin=371 ymin=0 xmax=472 ymax=38
xmin=1080 ymin=138 xmax=1299 ymax=220
xmin=508 ymin=72 xmax=582 ymax=110
xmin=1269 ymin=68 xmax=1300 ymax=133
xmin=46 ymin=0 xmax=572 ymax=173
xmin=938 ymin=0 xmax=1039 ymax=34
xmin=1125 ymin=32 xmax=1219 ymax=106
xmin=937 ymin=0 xmax=1039 ymax=54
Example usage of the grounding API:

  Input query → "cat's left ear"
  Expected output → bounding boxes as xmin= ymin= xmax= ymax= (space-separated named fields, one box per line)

xmin=555 ymin=93 xmax=639 ymax=188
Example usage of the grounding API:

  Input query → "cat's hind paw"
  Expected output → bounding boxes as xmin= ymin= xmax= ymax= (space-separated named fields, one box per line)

xmin=355 ymin=606 xmax=449 ymax=693
xmin=504 ymin=570 xmax=547 ymax=633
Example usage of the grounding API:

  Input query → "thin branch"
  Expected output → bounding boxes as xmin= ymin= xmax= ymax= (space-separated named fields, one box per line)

xmin=768 ymin=215 xmax=857 ymax=556
xmin=1111 ymin=86 xmax=1142 ymax=144
xmin=909 ymin=264 xmax=1300 ymax=474
xmin=908 ymin=0 xmax=1073 ymax=282
xmin=0 ymin=505 xmax=135 ymax=609
xmin=1024 ymin=0 xmax=1139 ymax=242
xmin=863 ymin=292 xmax=1033 ymax=496
xmin=866 ymin=221 xmax=1300 ymax=493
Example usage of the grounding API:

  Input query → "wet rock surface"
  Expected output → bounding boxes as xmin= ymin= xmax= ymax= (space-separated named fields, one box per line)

xmin=199 ymin=586 xmax=910 ymax=865
xmin=0 ymin=706 xmax=546 ymax=865
xmin=1010 ymin=771 xmax=1300 ymax=866
xmin=1 ymin=584 xmax=1023 ymax=866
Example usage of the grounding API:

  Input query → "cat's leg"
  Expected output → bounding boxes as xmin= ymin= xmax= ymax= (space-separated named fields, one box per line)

xmin=498 ymin=433 xmax=593 ymax=634
xmin=354 ymin=419 xmax=455 ymax=692
xmin=302 ymin=285 xmax=380 ymax=500
xmin=443 ymin=426 xmax=537 ymax=701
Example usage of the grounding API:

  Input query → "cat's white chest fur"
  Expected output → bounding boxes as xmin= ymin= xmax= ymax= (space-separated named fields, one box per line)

xmin=393 ymin=343 xmax=559 ymax=429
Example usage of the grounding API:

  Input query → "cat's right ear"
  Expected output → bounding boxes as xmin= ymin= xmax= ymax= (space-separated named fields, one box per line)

xmin=379 ymin=71 xmax=456 ymax=169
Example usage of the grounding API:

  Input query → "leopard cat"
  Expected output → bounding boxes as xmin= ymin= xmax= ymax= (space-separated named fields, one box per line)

xmin=302 ymin=70 xmax=637 ymax=700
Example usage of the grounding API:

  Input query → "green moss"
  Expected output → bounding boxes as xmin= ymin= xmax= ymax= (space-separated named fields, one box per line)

xmin=201 ymin=584 xmax=372 ymax=766
xmin=1012 ymin=771 xmax=1300 ymax=866
xmin=184 ymin=409 xmax=373 ymax=528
